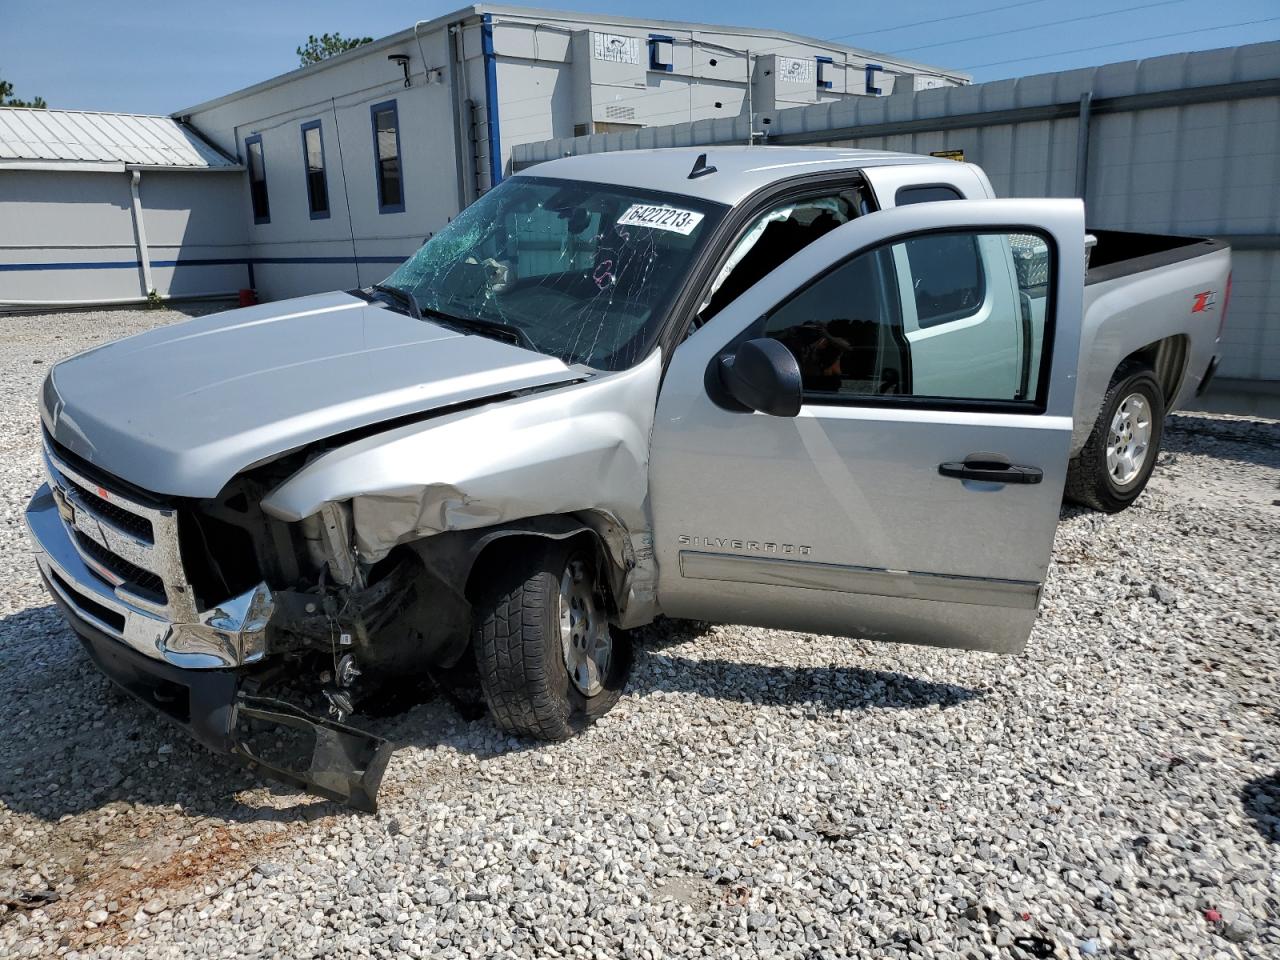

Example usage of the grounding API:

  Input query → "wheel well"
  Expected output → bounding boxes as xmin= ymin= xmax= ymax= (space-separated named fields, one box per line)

xmin=464 ymin=530 xmax=607 ymax=606
xmin=1118 ymin=335 xmax=1188 ymax=404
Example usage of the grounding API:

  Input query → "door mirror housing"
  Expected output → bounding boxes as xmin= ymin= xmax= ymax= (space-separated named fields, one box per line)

xmin=719 ymin=337 xmax=803 ymax=417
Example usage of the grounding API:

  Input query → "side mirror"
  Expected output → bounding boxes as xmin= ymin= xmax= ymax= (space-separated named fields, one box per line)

xmin=718 ymin=337 xmax=803 ymax=417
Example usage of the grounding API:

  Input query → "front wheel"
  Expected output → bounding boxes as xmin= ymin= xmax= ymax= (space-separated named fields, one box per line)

xmin=473 ymin=541 xmax=630 ymax=741
xmin=1065 ymin=365 xmax=1165 ymax=513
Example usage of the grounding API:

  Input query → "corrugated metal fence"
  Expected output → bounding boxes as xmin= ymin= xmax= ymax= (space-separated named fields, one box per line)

xmin=514 ymin=42 xmax=1280 ymax=384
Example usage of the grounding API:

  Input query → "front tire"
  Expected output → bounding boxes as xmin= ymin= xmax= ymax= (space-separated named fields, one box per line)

xmin=473 ymin=541 xmax=629 ymax=741
xmin=1065 ymin=365 xmax=1165 ymax=513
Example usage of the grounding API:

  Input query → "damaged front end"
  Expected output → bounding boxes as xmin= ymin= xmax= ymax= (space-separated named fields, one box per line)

xmin=25 ymin=438 xmax=468 ymax=812
xmin=29 ymin=349 xmax=664 ymax=812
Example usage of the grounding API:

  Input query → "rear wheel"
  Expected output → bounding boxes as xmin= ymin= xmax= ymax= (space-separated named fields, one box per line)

xmin=473 ymin=541 xmax=629 ymax=740
xmin=1065 ymin=365 xmax=1165 ymax=513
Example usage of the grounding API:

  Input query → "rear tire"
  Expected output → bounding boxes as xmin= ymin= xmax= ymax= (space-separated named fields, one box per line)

xmin=473 ymin=541 xmax=629 ymax=741
xmin=1065 ymin=365 xmax=1165 ymax=513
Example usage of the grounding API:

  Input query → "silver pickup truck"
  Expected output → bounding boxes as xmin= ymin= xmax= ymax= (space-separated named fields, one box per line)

xmin=25 ymin=147 xmax=1230 ymax=808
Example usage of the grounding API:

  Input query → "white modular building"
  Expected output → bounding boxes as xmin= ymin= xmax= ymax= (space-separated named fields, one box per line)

xmin=0 ymin=109 xmax=248 ymax=308
xmin=171 ymin=3 xmax=967 ymax=300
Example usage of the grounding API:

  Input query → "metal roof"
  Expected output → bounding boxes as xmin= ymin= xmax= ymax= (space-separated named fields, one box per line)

xmin=0 ymin=108 xmax=237 ymax=170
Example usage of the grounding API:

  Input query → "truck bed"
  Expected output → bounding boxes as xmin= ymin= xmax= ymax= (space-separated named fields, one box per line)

xmin=1073 ymin=228 xmax=1231 ymax=454
xmin=1086 ymin=229 xmax=1228 ymax=285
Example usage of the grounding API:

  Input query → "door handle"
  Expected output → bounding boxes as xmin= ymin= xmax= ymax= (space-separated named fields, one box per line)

xmin=939 ymin=454 xmax=1043 ymax=484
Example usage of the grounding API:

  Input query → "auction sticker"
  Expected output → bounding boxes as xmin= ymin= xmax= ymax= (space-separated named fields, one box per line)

xmin=617 ymin=203 xmax=705 ymax=235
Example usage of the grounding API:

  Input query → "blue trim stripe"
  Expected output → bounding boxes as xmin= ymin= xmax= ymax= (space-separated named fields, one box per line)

xmin=0 ymin=261 xmax=142 ymax=272
xmin=0 ymin=255 xmax=406 ymax=273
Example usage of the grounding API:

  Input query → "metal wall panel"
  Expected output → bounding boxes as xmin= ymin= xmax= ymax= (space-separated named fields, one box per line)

xmin=0 ymin=169 xmax=248 ymax=309
xmin=514 ymin=41 xmax=1280 ymax=383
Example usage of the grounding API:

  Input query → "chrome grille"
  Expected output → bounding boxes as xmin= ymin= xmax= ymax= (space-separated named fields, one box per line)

xmin=42 ymin=439 xmax=198 ymax=622
xmin=59 ymin=473 xmax=154 ymax=543
xmin=71 ymin=529 xmax=167 ymax=603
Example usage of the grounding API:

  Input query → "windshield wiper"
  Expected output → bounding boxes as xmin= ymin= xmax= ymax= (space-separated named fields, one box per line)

xmin=420 ymin=307 xmax=541 ymax=354
xmin=370 ymin=283 xmax=422 ymax=320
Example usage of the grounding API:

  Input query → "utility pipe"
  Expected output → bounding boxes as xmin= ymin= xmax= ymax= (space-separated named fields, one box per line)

xmin=127 ymin=170 xmax=154 ymax=297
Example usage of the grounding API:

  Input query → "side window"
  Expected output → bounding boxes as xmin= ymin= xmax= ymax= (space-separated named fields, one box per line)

xmin=763 ymin=230 xmax=1053 ymax=407
xmin=763 ymin=246 xmax=908 ymax=396
xmin=300 ymin=120 xmax=329 ymax=220
xmin=700 ymin=188 xmax=866 ymax=322
xmin=370 ymin=100 xmax=404 ymax=214
xmin=245 ymin=134 xmax=269 ymax=225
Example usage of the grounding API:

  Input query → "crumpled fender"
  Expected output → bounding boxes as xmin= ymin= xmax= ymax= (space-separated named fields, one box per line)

xmin=260 ymin=350 xmax=662 ymax=566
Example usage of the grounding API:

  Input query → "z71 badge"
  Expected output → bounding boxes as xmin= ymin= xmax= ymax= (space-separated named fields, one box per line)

xmin=1191 ymin=290 xmax=1217 ymax=313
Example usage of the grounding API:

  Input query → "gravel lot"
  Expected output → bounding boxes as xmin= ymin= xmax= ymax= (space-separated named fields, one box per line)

xmin=0 ymin=306 xmax=1277 ymax=960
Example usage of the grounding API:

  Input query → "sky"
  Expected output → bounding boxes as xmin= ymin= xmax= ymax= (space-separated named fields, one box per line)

xmin=2 ymin=0 xmax=1278 ymax=114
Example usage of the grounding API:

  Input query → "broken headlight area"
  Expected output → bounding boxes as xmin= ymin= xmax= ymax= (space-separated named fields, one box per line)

xmin=175 ymin=477 xmax=475 ymax=809
xmin=195 ymin=550 xmax=467 ymax=812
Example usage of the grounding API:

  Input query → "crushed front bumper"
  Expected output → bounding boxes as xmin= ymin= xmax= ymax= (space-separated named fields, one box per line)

xmin=29 ymin=438 xmax=273 ymax=669
xmin=26 ymin=483 xmax=393 ymax=811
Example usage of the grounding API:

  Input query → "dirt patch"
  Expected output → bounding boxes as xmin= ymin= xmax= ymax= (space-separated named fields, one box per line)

xmin=38 ymin=820 xmax=290 ymax=952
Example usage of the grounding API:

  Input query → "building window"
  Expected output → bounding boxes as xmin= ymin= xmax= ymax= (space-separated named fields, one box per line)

xmin=300 ymin=120 xmax=330 ymax=220
xmin=301 ymin=120 xmax=330 ymax=220
xmin=370 ymin=100 xmax=404 ymax=214
xmin=865 ymin=63 xmax=884 ymax=95
xmin=816 ymin=56 xmax=834 ymax=90
xmin=244 ymin=134 xmax=269 ymax=224
xmin=648 ymin=35 xmax=674 ymax=72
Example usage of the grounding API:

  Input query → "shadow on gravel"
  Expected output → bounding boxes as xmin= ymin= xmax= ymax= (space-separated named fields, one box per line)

xmin=626 ymin=618 xmax=981 ymax=712
xmin=1 ymin=605 xmax=977 ymax=823
xmin=1164 ymin=415 xmax=1280 ymax=471
xmin=632 ymin=651 xmax=981 ymax=711
xmin=0 ymin=605 xmax=343 ymax=824
xmin=1241 ymin=772 xmax=1280 ymax=843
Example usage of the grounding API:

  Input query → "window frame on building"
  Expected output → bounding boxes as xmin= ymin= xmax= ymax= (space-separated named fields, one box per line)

xmin=648 ymin=34 xmax=675 ymax=72
xmin=244 ymin=133 xmax=270 ymax=225
xmin=299 ymin=119 xmax=330 ymax=221
xmin=369 ymin=99 xmax=405 ymax=215
xmin=816 ymin=56 xmax=834 ymax=91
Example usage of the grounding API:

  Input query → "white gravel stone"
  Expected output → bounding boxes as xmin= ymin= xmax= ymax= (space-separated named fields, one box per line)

xmin=0 ymin=305 xmax=1277 ymax=959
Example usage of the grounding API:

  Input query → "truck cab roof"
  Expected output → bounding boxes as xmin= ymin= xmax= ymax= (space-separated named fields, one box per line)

xmin=518 ymin=146 xmax=957 ymax=208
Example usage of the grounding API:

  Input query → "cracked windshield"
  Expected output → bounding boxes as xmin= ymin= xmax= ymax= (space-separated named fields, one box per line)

xmin=382 ymin=176 xmax=724 ymax=370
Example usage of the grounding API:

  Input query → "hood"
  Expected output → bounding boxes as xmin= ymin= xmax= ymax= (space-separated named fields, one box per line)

xmin=41 ymin=291 xmax=580 ymax=498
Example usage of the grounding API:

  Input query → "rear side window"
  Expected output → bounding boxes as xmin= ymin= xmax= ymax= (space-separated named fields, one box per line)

xmin=895 ymin=184 xmax=981 ymax=327
xmin=245 ymin=135 xmax=269 ymax=224
xmin=301 ymin=120 xmax=329 ymax=219
xmin=371 ymin=100 xmax=404 ymax=213
xmin=896 ymin=184 xmax=964 ymax=205
xmin=903 ymin=233 xmax=986 ymax=328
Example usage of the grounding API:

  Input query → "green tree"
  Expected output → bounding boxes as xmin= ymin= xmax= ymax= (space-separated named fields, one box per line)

xmin=0 ymin=74 xmax=47 ymax=108
xmin=297 ymin=33 xmax=374 ymax=66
